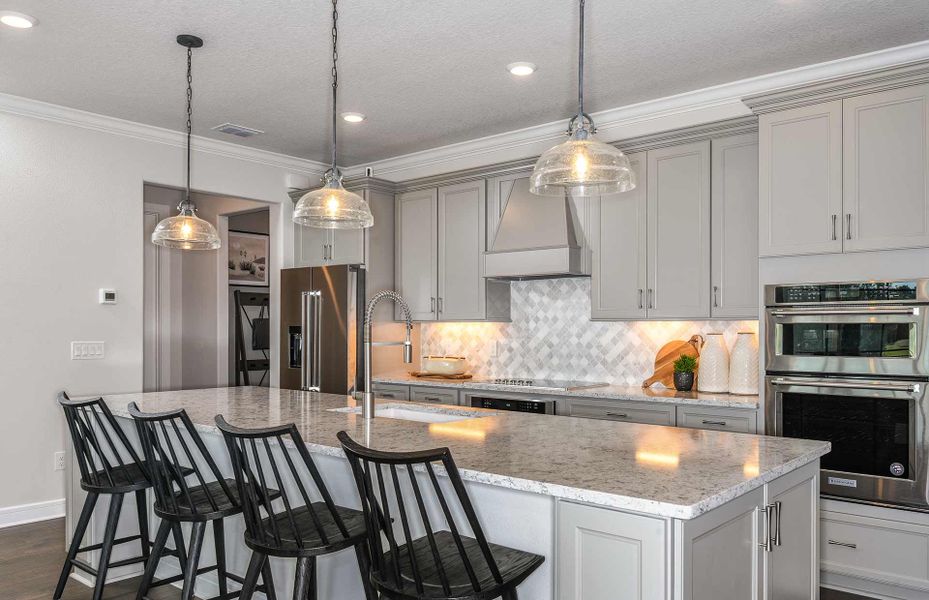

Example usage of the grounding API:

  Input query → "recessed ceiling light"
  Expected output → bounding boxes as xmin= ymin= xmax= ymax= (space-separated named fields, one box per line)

xmin=0 ymin=11 xmax=37 ymax=28
xmin=507 ymin=62 xmax=536 ymax=76
xmin=340 ymin=112 xmax=365 ymax=123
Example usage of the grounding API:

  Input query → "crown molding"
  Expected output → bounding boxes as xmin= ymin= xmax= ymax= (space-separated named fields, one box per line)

xmin=0 ymin=92 xmax=329 ymax=176
xmin=743 ymin=58 xmax=929 ymax=114
xmin=343 ymin=40 xmax=929 ymax=182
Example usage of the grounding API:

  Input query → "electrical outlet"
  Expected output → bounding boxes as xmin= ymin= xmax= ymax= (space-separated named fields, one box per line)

xmin=54 ymin=451 xmax=66 ymax=471
xmin=71 ymin=341 xmax=105 ymax=360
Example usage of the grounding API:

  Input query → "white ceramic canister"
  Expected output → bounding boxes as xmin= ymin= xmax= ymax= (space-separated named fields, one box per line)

xmin=697 ymin=333 xmax=730 ymax=393
xmin=729 ymin=332 xmax=759 ymax=395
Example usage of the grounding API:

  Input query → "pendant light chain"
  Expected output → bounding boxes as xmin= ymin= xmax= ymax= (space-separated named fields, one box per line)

xmin=330 ymin=0 xmax=339 ymax=176
xmin=184 ymin=45 xmax=193 ymax=207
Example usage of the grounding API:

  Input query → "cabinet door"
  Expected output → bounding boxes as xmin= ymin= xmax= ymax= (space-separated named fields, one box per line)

xmin=764 ymin=463 xmax=818 ymax=600
xmin=396 ymin=189 xmax=438 ymax=321
xmin=557 ymin=501 xmax=667 ymax=600
xmin=294 ymin=222 xmax=330 ymax=267
xmin=711 ymin=134 xmax=759 ymax=319
xmin=437 ymin=181 xmax=486 ymax=320
xmin=590 ymin=152 xmax=647 ymax=320
xmin=759 ymin=101 xmax=843 ymax=257
xmin=647 ymin=140 xmax=711 ymax=319
xmin=843 ymin=84 xmax=929 ymax=252
xmin=330 ymin=221 xmax=365 ymax=265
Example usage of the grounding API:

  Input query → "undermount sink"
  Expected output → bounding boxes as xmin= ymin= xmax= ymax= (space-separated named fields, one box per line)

xmin=329 ymin=404 xmax=487 ymax=424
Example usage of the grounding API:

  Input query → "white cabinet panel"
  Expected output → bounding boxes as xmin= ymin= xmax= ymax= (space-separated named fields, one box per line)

xmin=676 ymin=405 xmax=757 ymax=434
xmin=590 ymin=152 xmax=648 ymax=320
xmin=759 ymin=100 xmax=843 ymax=257
xmin=843 ymin=84 xmax=929 ymax=252
xmin=396 ymin=189 xmax=438 ymax=321
xmin=329 ymin=227 xmax=364 ymax=265
xmin=647 ymin=140 xmax=711 ymax=319
xmin=764 ymin=463 xmax=818 ymax=600
xmin=437 ymin=181 xmax=486 ymax=321
xmin=294 ymin=222 xmax=329 ymax=267
xmin=557 ymin=500 xmax=667 ymax=600
xmin=711 ymin=134 xmax=759 ymax=319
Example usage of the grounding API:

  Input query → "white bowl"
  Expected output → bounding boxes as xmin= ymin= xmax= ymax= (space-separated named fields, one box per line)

xmin=421 ymin=355 xmax=469 ymax=376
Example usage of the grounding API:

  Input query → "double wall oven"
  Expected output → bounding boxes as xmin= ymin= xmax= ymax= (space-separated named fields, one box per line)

xmin=765 ymin=280 xmax=929 ymax=510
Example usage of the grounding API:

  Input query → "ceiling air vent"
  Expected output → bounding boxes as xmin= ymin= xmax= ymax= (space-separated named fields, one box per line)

xmin=212 ymin=122 xmax=265 ymax=138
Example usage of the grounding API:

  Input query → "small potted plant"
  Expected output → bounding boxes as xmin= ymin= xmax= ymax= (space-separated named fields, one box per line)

xmin=672 ymin=354 xmax=698 ymax=392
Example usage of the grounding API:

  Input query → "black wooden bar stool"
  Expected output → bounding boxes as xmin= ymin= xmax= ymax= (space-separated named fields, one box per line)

xmin=337 ymin=430 xmax=545 ymax=600
xmin=128 ymin=403 xmax=277 ymax=600
xmin=55 ymin=392 xmax=185 ymax=600
xmin=214 ymin=415 xmax=377 ymax=600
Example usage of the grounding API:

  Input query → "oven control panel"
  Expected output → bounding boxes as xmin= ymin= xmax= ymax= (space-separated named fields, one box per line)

xmin=769 ymin=280 xmax=923 ymax=305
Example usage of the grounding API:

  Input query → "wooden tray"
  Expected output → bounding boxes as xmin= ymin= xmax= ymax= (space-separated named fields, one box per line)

xmin=408 ymin=371 xmax=473 ymax=380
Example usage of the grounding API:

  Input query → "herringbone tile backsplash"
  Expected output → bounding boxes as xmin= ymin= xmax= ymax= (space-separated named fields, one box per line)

xmin=421 ymin=278 xmax=758 ymax=385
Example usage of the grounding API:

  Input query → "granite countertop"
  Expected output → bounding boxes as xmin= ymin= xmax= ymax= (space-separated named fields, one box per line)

xmin=102 ymin=387 xmax=826 ymax=520
xmin=373 ymin=372 xmax=760 ymax=409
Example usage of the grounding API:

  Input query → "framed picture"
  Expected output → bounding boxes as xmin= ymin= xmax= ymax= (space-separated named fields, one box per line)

xmin=228 ymin=230 xmax=269 ymax=287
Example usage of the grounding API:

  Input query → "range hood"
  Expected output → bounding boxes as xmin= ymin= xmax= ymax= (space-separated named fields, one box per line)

xmin=484 ymin=177 xmax=584 ymax=279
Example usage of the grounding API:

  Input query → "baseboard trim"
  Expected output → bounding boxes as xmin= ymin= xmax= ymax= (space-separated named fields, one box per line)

xmin=0 ymin=498 xmax=65 ymax=529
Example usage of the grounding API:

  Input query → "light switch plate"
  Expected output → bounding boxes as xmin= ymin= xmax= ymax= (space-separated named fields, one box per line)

xmin=71 ymin=341 xmax=105 ymax=360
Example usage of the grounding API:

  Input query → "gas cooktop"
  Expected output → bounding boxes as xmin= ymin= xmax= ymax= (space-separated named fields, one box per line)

xmin=484 ymin=378 xmax=610 ymax=391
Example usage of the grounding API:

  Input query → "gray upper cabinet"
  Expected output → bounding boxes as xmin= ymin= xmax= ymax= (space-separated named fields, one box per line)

xmin=711 ymin=133 xmax=759 ymax=319
xmin=843 ymin=84 xmax=929 ymax=252
xmin=590 ymin=152 xmax=647 ymax=320
xmin=396 ymin=188 xmax=438 ymax=321
xmin=329 ymin=227 xmax=365 ymax=265
xmin=759 ymin=100 xmax=844 ymax=257
xmin=437 ymin=181 xmax=487 ymax=320
xmin=647 ymin=140 xmax=711 ymax=319
xmin=294 ymin=223 xmax=329 ymax=267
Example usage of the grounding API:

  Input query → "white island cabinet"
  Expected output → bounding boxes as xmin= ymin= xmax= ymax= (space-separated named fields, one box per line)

xmin=68 ymin=387 xmax=827 ymax=600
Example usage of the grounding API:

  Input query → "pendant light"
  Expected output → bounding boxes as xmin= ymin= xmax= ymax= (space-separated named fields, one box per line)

xmin=293 ymin=0 xmax=373 ymax=230
xmin=152 ymin=35 xmax=221 ymax=250
xmin=530 ymin=0 xmax=635 ymax=197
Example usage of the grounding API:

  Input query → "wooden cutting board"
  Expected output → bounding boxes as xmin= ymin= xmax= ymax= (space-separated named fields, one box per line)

xmin=408 ymin=372 xmax=473 ymax=380
xmin=642 ymin=335 xmax=704 ymax=388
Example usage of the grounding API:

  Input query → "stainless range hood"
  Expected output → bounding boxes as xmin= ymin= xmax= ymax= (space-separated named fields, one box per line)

xmin=484 ymin=176 xmax=584 ymax=279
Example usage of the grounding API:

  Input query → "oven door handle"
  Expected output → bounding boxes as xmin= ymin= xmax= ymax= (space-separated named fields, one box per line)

xmin=770 ymin=377 xmax=921 ymax=394
xmin=769 ymin=307 xmax=920 ymax=317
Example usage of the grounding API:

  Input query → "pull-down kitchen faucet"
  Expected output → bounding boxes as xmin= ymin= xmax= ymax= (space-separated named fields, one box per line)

xmin=362 ymin=290 xmax=413 ymax=420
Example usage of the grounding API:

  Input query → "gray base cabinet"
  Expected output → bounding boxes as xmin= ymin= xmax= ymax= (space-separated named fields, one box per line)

xmin=561 ymin=396 xmax=676 ymax=426
xmin=557 ymin=461 xmax=819 ymax=600
xmin=676 ymin=405 xmax=757 ymax=433
xmin=409 ymin=385 xmax=459 ymax=405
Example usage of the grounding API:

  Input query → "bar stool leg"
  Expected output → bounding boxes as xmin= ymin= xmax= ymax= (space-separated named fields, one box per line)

xmin=171 ymin=522 xmax=188 ymax=572
xmin=134 ymin=489 xmax=150 ymax=562
xmin=212 ymin=519 xmax=228 ymax=598
xmin=292 ymin=556 xmax=316 ymax=600
xmin=180 ymin=521 xmax=206 ymax=600
xmin=239 ymin=551 xmax=266 ymax=600
xmin=136 ymin=520 xmax=171 ymax=600
xmin=92 ymin=493 xmax=124 ymax=600
xmin=53 ymin=491 xmax=99 ymax=600
xmin=502 ymin=591 xmax=519 ymax=600
xmin=354 ymin=541 xmax=377 ymax=600
xmin=261 ymin=556 xmax=278 ymax=600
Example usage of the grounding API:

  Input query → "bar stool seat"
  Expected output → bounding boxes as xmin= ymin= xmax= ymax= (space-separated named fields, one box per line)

xmin=81 ymin=462 xmax=195 ymax=493
xmin=156 ymin=478 xmax=280 ymax=521
xmin=248 ymin=502 xmax=368 ymax=557
xmin=383 ymin=531 xmax=544 ymax=599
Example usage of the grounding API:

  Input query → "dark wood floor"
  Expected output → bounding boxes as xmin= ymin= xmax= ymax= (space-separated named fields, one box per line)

xmin=0 ymin=518 xmax=878 ymax=600
xmin=0 ymin=518 xmax=190 ymax=600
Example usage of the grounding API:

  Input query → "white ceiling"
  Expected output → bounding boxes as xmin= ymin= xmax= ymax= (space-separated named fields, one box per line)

xmin=3 ymin=1 xmax=929 ymax=165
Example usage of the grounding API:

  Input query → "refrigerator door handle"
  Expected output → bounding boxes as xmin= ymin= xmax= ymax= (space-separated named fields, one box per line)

xmin=300 ymin=291 xmax=311 ymax=390
xmin=310 ymin=290 xmax=322 ymax=391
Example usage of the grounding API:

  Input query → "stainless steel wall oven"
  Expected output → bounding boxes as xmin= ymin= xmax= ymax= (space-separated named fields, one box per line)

xmin=765 ymin=279 xmax=929 ymax=510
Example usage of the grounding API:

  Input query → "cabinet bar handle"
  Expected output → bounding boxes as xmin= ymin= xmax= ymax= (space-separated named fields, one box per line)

xmin=773 ymin=500 xmax=782 ymax=546
xmin=430 ymin=297 xmax=435 ymax=313
xmin=647 ymin=289 xmax=654 ymax=309
xmin=712 ymin=286 xmax=719 ymax=308
xmin=425 ymin=397 xmax=441 ymax=402
xmin=846 ymin=214 xmax=852 ymax=240
xmin=379 ymin=393 xmax=396 ymax=398
xmin=323 ymin=243 xmax=328 ymax=260
xmin=759 ymin=505 xmax=773 ymax=552
xmin=832 ymin=214 xmax=837 ymax=241
xmin=701 ymin=419 xmax=727 ymax=426
xmin=606 ymin=412 xmax=628 ymax=418
xmin=638 ymin=289 xmax=644 ymax=310
xmin=827 ymin=540 xmax=857 ymax=549
xmin=438 ymin=297 xmax=444 ymax=313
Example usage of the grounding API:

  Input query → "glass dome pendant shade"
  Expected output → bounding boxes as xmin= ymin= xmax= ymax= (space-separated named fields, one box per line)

xmin=151 ymin=34 xmax=221 ymax=251
xmin=530 ymin=0 xmax=636 ymax=197
xmin=151 ymin=201 xmax=221 ymax=250
xmin=293 ymin=171 xmax=373 ymax=229
xmin=293 ymin=0 xmax=373 ymax=230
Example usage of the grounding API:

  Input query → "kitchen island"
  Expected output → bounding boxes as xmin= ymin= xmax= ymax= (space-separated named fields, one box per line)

xmin=69 ymin=387 xmax=829 ymax=599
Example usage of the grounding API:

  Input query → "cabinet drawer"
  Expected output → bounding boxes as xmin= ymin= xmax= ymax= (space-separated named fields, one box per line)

xmin=565 ymin=399 xmax=675 ymax=426
xmin=676 ymin=406 xmax=757 ymax=433
xmin=371 ymin=383 xmax=409 ymax=400
xmin=409 ymin=386 xmax=459 ymax=406
xmin=821 ymin=509 xmax=929 ymax=592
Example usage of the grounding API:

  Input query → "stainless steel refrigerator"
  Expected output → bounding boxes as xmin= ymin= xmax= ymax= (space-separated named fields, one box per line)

xmin=279 ymin=265 xmax=365 ymax=394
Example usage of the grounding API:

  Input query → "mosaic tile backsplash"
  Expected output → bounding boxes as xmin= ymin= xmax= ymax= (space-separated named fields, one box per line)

xmin=421 ymin=278 xmax=758 ymax=385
